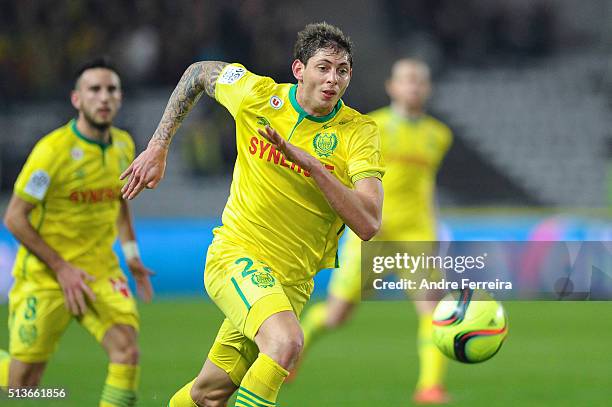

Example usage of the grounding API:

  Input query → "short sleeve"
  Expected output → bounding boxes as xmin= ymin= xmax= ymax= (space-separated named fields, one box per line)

xmin=215 ymin=64 xmax=266 ymax=118
xmin=14 ymin=140 xmax=61 ymax=204
xmin=346 ymin=120 xmax=386 ymax=185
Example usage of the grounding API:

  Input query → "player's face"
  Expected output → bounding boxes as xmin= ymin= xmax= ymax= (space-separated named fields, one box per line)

xmin=386 ymin=62 xmax=430 ymax=110
xmin=71 ymin=68 xmax=122 ymax=129
xmin=293 ymin=48 xmax=352 ymax=116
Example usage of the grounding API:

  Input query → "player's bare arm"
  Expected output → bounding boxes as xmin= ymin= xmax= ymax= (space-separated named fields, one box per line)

xmin=120 ymin=61 xmax=228 ymax=199
xmin=117 ymin=199 xmax=154 ymax=302
xmin=3 ymin=194 xmax=96 ymax=315
xmin=258 ymin=125 xmax=383 ymax=240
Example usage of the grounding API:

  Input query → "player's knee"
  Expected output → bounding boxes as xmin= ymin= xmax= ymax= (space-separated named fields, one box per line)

xmin=110 ymin=342 xmax=140 ymax=365
xmin=261 ymin=330 xmax=303 ymax=369
xmin=103 ymin=325 xmax=140 ymax=364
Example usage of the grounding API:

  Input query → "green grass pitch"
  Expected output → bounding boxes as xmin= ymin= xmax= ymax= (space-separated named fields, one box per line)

xmin=1 ymin=299 xmax=611 ymax=406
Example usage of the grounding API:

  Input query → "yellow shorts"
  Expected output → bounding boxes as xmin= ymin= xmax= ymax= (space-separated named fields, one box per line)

xmin=328 ymin=231 xmax=362 ymax=303
xmin=204 ymin=239 xmax=313 ymax=385
xmin=8 ymin=273 xmax=139 ymax=363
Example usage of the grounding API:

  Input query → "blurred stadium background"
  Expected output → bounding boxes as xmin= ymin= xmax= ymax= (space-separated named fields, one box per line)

xmin=0 ymin=0 xmax=611 ymax=406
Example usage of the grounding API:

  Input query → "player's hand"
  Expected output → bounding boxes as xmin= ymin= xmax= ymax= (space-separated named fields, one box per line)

xmin=127 ymin=258 xmax=155 ymax=302
xmin=257 ymin=125 xmax=319 ymax=172
xmin=55 ymin=262 xmax=96 ymax=316
xmin=120 ymin=142 xmax=168 ymax=200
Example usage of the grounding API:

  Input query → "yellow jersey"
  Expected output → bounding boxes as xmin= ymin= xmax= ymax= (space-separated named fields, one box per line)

xmin=12 ymin=120 xmax=135 ymax=289
xmin=370 ymin=107 xmax=452 ymax=240
xmin=213 ymin=64 xmax=385 ymax=285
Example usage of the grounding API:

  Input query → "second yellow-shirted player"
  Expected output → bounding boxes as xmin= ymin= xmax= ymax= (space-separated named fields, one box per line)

xmin=299 ymin=59 xmax=453 ymax=404
xmin=0 ymin=58 xmax=154 ymax=407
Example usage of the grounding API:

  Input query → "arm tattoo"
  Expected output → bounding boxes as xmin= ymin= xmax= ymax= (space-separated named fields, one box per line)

xmin=151 ymin=61 xmax=228 ymax=148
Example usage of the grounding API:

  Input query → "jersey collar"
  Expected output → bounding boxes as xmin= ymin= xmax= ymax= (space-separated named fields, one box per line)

xmin=389 ymin=105 xmax=425 ymax=124
xmin=289 ymin=84 xmax=343 ymax=123
xmin=70 ymin=119 xmax=113 ymax=149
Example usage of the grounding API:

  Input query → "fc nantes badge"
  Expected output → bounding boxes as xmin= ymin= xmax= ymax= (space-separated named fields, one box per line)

xmin=313 ymin=132 xmax=338 ymax=158
xmin=19 ymin=324 xmax=38 ymax=346
xmin=251 ymin=271 xmax=276 ymax=288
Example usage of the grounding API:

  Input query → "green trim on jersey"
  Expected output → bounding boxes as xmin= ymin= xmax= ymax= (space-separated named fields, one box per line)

xmin=289 ymin=84 xmax=343 ymax=123
xmin=71 ymin=119 xmax=113 ymax=165
xmin=70 ymin=119 xmax=112 ymax=149
xmin=388 ymin=108 xmax=426 ymax=125
xmin=286 ymin=115 xmax=305 ymax=143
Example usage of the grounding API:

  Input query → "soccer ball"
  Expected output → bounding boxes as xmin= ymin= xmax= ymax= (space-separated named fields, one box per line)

xmin=432 ymin=289 xmax=508 ymax=363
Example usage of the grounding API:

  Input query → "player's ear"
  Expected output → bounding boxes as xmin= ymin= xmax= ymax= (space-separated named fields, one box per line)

xmin=70 ymin=90 xmax=80 ymax=110
xmin=292 ymin=59 xmax=305 ymax=82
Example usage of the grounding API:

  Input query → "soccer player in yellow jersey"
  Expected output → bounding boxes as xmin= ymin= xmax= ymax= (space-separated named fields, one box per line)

xmin=121 ymin=23 xmax=385 ymax=406
xmin=0 ymin=58 xmax=154 ymax=407
xmin=298 ymin=58 xmax=453 ymax=404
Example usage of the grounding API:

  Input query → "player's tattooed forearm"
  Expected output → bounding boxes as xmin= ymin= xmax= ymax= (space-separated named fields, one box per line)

xmin=151 ymin=61 xmax=228 ymax=148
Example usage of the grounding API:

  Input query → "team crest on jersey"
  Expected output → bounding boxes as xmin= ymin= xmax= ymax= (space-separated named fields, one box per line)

xmin=313 ymin=132 xmax=338 ymax=157
xmin=269 ymin=96 xmax=283 ymax=110
xmin=251 ymin=271 xmax=276 ymax=288
xmin=19 ymin=324 xmax=37 ymax=346
xmin=71 ymin=147 xmax=84 ymax=160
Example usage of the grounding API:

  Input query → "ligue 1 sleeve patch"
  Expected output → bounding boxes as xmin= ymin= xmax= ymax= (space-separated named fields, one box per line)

xmin=218 ymin=66 xmax=246 ymax=85
xmin=24 ymin=169 xmax=51 ymax=200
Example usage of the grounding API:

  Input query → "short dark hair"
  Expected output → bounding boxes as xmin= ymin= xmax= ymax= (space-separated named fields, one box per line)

xmin=293 ymin=22 xmax=353 ymax=67
xmin=74 ymin=56 xmax=120 ymax=86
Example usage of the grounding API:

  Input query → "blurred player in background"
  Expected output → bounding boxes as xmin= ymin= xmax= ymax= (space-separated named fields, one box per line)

xmin=121 ymin=22 xmax=384 ymax=407
xmin=0 ymin=58 xmax=154 ymax=407
xmin=298 ymin=58 xmax=453 ymax=404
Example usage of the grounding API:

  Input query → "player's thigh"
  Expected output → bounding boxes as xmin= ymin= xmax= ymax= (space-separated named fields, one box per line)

xmin=8 ymin=287 xmax=71 ymax=363
xmin=80 ymin=273 xmax=140 ymax=344
xmin=204 ymin=241 xmax=294 ymax=340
